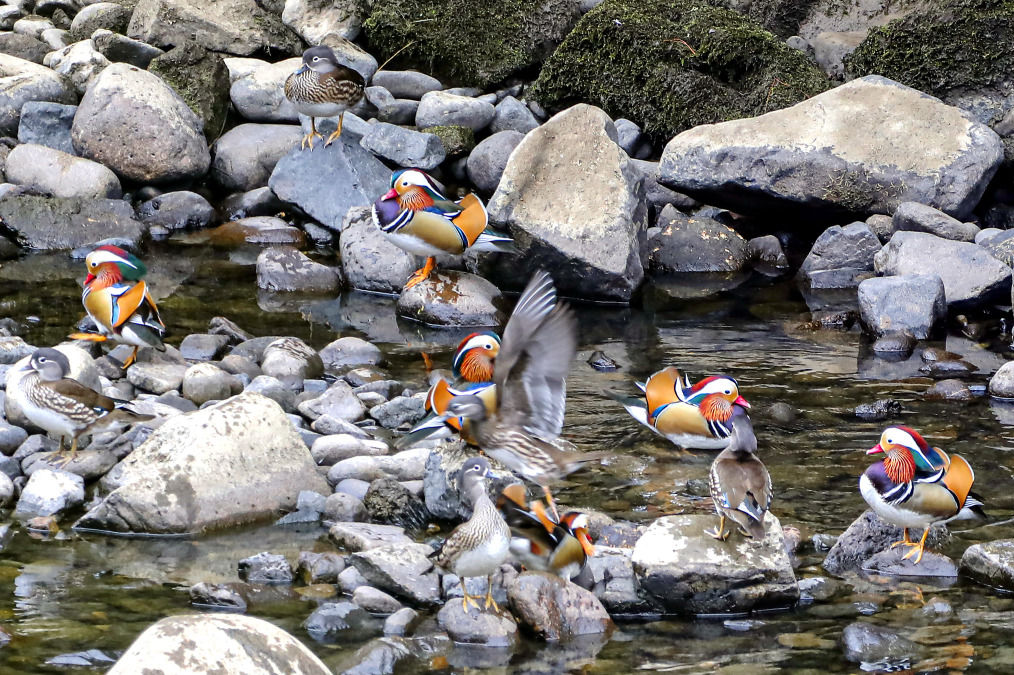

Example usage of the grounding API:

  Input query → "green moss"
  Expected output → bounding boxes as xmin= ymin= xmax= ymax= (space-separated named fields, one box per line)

xmin=529 ymin=0 xmax=830 ymax=144
xmin=426 ymin=125 xmax=475 ymax=157
xmin=149 ymin=44 xmax=231 ymax=142
xmin=845 ymin=0 xmax=1014 ymax=101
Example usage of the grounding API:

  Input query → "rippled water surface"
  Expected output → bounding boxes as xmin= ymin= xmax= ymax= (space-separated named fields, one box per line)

xmin=2 ymin=242 xmax=1014 ymax=673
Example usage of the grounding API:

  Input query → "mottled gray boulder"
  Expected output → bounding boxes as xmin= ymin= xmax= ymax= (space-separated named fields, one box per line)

xmin=137 ymin=191 xmax=214 ymax=231
xmin=631 ymin=514 xmax=798 ymax=614
xmin=416 ymin=91 xmax=495 ymax=131
xmin=47 ymin=39 xmax=110 ymax=95
xmin=0 ymin=195 xmax=143 ymax=250
xmin=71 ymin=63 xmax=211 ymax=184
xmin=466 ymin=129 xmax=523 ymax=195
xmin=17 ymin=101 xmax=76 ymax=154
xmin=360 ymin=122 xmax=445 ymax=170
xmin=370 ymin=70 xmax=441 ymax=100
xmin=893 ymin=201 xmax=979 ymax=242
xmin=875 ymin=231 xmax=1011 ymax=307
xmin=15 ymin=468 xmax=84 ymax=516
xmin=282 ymin=0 xmax=363 ymax=44
xmin=658 ymin=76 xmax=1002 ymax=221
xmin=487 ymin=104 xmax=647 ymax=301
xmin=5 ymin=144 xmax=121 ymax=199
xmin=369 ymin=396 xmax=425 ymax=429
xmin=127 ymin=0 xmax=302 ymax=57
xmin=508 ymin=572 xmax=613 ymax=640
xmin=74 ymin=392 xmax=329 ymax=534
xmin=255 ymin=246 xmax=341 ymax=293
xmin=211 ymin=123 xmax=302 ymax=191
xmin=269 ymin=134 xmax=389 ymax=232
xmin=822 ymin=510 xmax=948 ymax=576
xmin=989 ymin=362 xmax=1014 ymax=400
xmin=70 ymin=3 xmax=131 ymax=40
xmin=647 ymin=205 xmax=749 ymax=273
xmin=338 ymin=206 xmax=417 ymax=293
xmin=350 ymin=543 xmax=440 ymax=606
xmin=107 ymin=614 xmax=330 ymax=675
xmin=181 ymin=362 xmax=236 ymax=405
xmin=0 ymin=53 xmax=75 ymax=135
xmin=960 ymin=539 xmax=1014 ymax=590
xmin=585 ymin=546 xmax=652 ymax=614
xmin=227 ymin=57 xmax=300 ymax=122
xmin=319 ymin=335 xmax=381 ymax=372
xmin=396 ymin=271 xmax=503 ymax=327
xmin=857 ymin=274 xmax=945 ymax=339
xmin=799 ymin=222 xmax=882 ymax=290
xmin=0 ymin=33 xmax=48 ymax=64
xmin=0 ymin=7 xmax=22 ymax=31
xmin=91 ymin=29 xmax=164 ymax=69
xmin=490 ymin=95 xmax=539 ymax=134
xmin=126 ymin=362 xmax=187 ymax=394
xmin=436 ymin=601 xmax=517 ymax=647
xmin=260 ymin=337 xmax=323 ymax=383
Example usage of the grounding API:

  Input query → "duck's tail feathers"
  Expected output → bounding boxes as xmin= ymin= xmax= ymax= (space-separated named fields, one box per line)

xmin=395 ymin=415 xmax=451 ymax=449
xmin=606 ymin=390 xmax=651 ymax=428
xmin=472 ymin=229 xmax=517 ymax=254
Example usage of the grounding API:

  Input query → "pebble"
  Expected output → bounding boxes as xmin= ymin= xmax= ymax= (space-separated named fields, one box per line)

xmin=383 ymin=607 xmax=419 ymax=636
xmin=353 ymin=585 xmax=403 ymax=614
xmin=296 ymin=551 xmax=346 ymax=585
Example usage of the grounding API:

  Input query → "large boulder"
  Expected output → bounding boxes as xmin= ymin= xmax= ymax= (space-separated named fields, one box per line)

xmin=5 ymin=144 xmax=121 ymax=199
xmin=338 ymin=206 xmax=417 ymax=293
xmin=658 ymin=76 xmax=1002 ymax=221
xmin=227 ymin=57 xmax=300 ymax=123
xmin=128 ymin=0 xmax=303 ymax=57
xmin=148 ymin=43 xmax=231 ymax=141
xmin=631 ymin=514 xmax=798 ymax=614
xmin=530 ymin=0 xmax=829 ymax=143
xmin=73 ymin=392 xmax=330 ymax=534
xmin=486 ymin=104 xmax=648 ymax=301
xmin=212 ymin=124 xmax=302 ymax=188
xmin=857 ymin=274 xmax=946 ymax=339
xmin=0 ymin=195 xmax=143 ymax=250
xmin=0 ymin=53 xmax=76 ymax=135
xmin=71 ymin=63 xmax=211 ymax=184
xmin=108 ymin=613 xmax=330 ymax=675
xmin=874 ymin=231 xmax=1011 ymax=308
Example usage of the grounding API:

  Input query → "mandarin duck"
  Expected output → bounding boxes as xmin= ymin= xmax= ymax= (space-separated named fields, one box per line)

xmin=284 ymin=46 xmax=365 ymax=150
xmin=68 ymin=245 xmax=166 ymax=369
xmin=371 ymin=168 xmax=515 ymax=289
xmin=14 ymin=348 xmax=152 ymax=466
xmin=860 ymin=426 xmax=986 ymax=564
xmin=496 ymin=483 xmax=595 ymax=581
xmin=440 ymin=271 xmax=607 ymax=520
xmin=398 ymin=331 xmax=501 ymax=448
xmin=707 ymin=406 xmax=771 ymax=540
xmin=429 ymin=456 xmax=511 ymax=612
xmin=616 ymin=366 xmax=750 ymax=449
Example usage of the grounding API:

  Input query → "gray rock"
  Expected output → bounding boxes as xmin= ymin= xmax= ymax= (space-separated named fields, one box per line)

xmin=925 ymin=379 xmax=973 ymax=401
xmin=799 ymin=222 xmax=882 ymax=287
xmin=13 ymin=17 xmax=54 ymax=40
xmin=245 ymin=375 xmax=296 ymax=413
xmin=822 ymin=510 xmax=949 ymax=576
xmin=319 ymin=336 xmax=381 ymax=372
xmin=630 ymin=158 xmax=700 ymax=213
xmin=71 ymin=63 xmax=211 ymax=184
xmin=585 ymin=546 xmax=652 ymax=614
xmin=0 ymin=33 xmax=48 ymax=64
xmin=126 ymin=362 xmax=187 ymax=394
xmin=370 ymin=70 xmax=441 ymax=100
xmin=614 ymin=118 xmax=650 ymax=158
xmin=507 ymin=571 xmax=613 ymax=640
xmin=311 ymin=434 xmax=387 ymax=465
xmin=0 ymin=7 xmax=22 ymax=31
xmin=127 ymin=0 xmax=302 ymax=57
xmin=17 ymin=101 xmax=75 ymax=154
xmin=317 ymin=34 xmax=377 ymax=81
xmin=238 ymin=551 xmax=294 ymax=584
xmin=960 ymin=539 xmax=1014 ymax=591
xmin=324 ymin=492 xmax=367 ymax=523
xmin=368 ymin=396 xmax=424 ymax=429
xmin=338 ymin=206 xmax=418 ymax=293
xmin=362 ymin=477 xmax=428 ymax=530
xmin=863 ymin=546 xmax=958 ymax=577
xmin=854 ymin=398 xmax=902 ymax=421
xmin=0 ymin=336 xmax=36 ymax=365
xmin=747 ymin=235 xmax=789 ymax=269
xmin=268 ymin=133 xmax=389 ymax=232
xmin=282 ymin=0 xmax=363 ymax=44
xmin=47 ymin=39 xmax=110 ymax=95
xmin=875 ymin=231 xmax=1012 ymax=307
xmin=350 ymin=542 xmax=440 ymax=606
xmin=857 ymin=274 xmax=946 ymax=339
xmin=13 ymin=434 xmax=59 ymax=461
xmin=981 ymin=228 xmax=1014 ymax=267
xmin=396 ymin=271 xmax=504 ymax=327
xmin=298 ymin=380 xmax=366 ymax=423
xmin=296 ymin=551 xmax=346 ymax=584
xmin=383 ymin=607 xmax=419 ymax=636
xmin=4 ymin=144 xmax=121 ymax=199
xmin=364 ymin=86 xmax=417 ymax=125
xmin=330 ymin=522 xmax=413 ymax=553
xmin=866 ymin=213 xmax=895 ymax=242
xmin=74 ymin=393 xmax=330 ymax=534
xmin=0 ymin=423 xmax=28 ymax=455
xmin=255 ymin=246 xmax=342 ymax=293
xmin=226 ymin=57 xmax=299 ymax=121
xmin=416 ymin=91 xmax=495 ymax=131
xmin=338 ymin=565 xmax=369 ymax=594
xmin=487 ymin=104 xmax=647 ymax=302
xmin=360 ymin=122 xmax=445 ymax=170
xmin=181 ymin=362 xmax=235 ymax=405
xmin=893 ymin=201 xmax=980 ymax=242
xmin=15 ymin=468 xmax=84 ymax=516
xmin=436 ymin=600 xmax=518 ymax=647
xmin=0 ymin=471 xmax=13 ymax=506
xmin=91 ymin=29 xmax=164 ymax=69
xmin=631 ymin=514 xmax=798 ymax=614
xmin=219 ymin=187 xmax=287 ymax=221
xmin=211 ymin=123 xmax=303 ymax=191
xmin=70 ymin=3 xmax=131 ymax=40
xmin=989 ymin=362 xmax=1014 ymax=399
xmin=0 ymin=195 xmax=143 ymax=250
xmin=0 ymin=53 xmax=75 ymax=136
xmin=423 ymin=439 xmax=517 ymax=520
xmin=327 ymin=448 xmax=428 ymax=484
xmin=658 ymin=76 xmax=1002 ymax=221
xmin=23 ymin=449 xmax=117 ymax=482
xmin=353 ymin=585 xmax=403 ymax=614
xmin=189 ymin=582 xmax=247 ymax=611
xmin=178 ymin=333 xmax=229 ymax=361
xmin=260 ymin=337 xmax=324 ymax=383
xmin=136 ymin=191 xmax=214 ymax=231
xmin=465 ymin=129 xmax=523 ymax=194
xmin=841 ymin=622 xmax=921 ymax=668
xmin=204 ymin=216 xmax=306 ymax=247
xmin=303 ymin=601 xmax=374 ymax=643
xmin=977 ymin=227 xmax=1005 ymax=246
xmin=489 ymin=95 xmax=539 ymax=134
xmin=647 ymin=205 xmax=749 ymax=273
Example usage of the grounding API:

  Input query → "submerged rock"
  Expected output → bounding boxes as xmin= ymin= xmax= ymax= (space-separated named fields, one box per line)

xmin=960 ymin=539 xmax=1014 ymax=591
xmin=840 ymin=622 xmax=921 ymax=669
xmin=255 ymin=246 xmax=342 ymax=293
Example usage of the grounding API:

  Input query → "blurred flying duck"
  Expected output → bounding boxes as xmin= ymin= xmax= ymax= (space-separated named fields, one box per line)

xmin=707 ymin=406 xmax=771 ymax=540
xmin=284 ymin=45 xmax=365 ymax=150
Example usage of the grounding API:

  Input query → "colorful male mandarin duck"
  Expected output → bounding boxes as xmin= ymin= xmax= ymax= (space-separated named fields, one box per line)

xmin=496 ymin=483 xmax=595 ymax=582
xmin=284 ymin=45 xmax=365 ymax=150
xmin=398 ymin=331 xmax=501 ymax=448
xmin=860 ymin=426 xmax=986 ymax=564
xmin=440 ymin=271 xmax=607 ymax=520
xmin=707 ymin=406 xmax=771 ymax=540
xmin=68 ymin=245 xmax=166 ymax=368
xmin=616 ymin=366 xmax=750 ymax=449
xmin=371 ymin=168 xmax=515 ymax=289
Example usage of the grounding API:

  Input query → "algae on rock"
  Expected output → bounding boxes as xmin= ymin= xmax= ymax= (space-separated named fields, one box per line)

xmin=530 ymin=0 xmax=830 ymax=143
xmin=149 ymin=43 xmax=230 ymax=141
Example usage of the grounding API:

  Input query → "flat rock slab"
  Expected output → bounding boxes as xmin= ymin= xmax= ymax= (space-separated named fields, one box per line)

xmin=862 ymin=547 xmax=958 ymax=579
xmin=349 ymin=542 xmax=441 ymax=607
xmin=0 ymin=195 xmax=143 ymax=250
xmin=960 ymin=539 xmax=1014 ymax=591
xmin=659 ymin=75 xmax=1002 ymax=221
xmin=329 ymin=522 xmax=413 ymax=552
xmin=631 ymin=514 xmax=798 ymax=615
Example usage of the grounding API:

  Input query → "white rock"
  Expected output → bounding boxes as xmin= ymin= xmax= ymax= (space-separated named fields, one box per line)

xmin=16 ymin=469 xmax=85 ymax=516
xmin=5 ymin=143 xmax=122 ymax=199
xmin=229 ymin=57 xmax=300 ymax=122
xmin=46 ymin=39 xmax=110 ymax=94
xmin=282 ymin=0 xmax=363 ymax=43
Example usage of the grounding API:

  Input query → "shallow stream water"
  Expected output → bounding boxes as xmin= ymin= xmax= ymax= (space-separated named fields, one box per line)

xmin=2 ymin=242 xmax=1014 ymax=673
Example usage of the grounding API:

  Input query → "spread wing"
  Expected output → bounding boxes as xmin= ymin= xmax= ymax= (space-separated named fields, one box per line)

xmin=494 ymin=271 xmax=577 ymax=441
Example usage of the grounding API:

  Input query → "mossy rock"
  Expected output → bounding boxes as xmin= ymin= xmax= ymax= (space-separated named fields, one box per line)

xmin=529 ymin=0 xmax=830 ymax=144
xmin=364 ymin=0 xmax=582 ymax=88
xmin=845 ymin=0 xmax=1014 ymax=119
xmin=712 ymin=0 xmax=824 ymax=38
xmin=149 ymin=43 xmax=230 ymax=142
xmin=426 ymin=125 xmax=475 ymax=158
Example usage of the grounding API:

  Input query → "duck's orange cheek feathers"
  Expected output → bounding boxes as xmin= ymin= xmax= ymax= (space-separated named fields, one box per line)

xmin=700 ymin=396 xmax=732 ymax=422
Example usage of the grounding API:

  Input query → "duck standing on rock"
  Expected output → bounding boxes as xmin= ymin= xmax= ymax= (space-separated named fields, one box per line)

xmin=284 ymin=45 xmax=365 ymax=151
xmin=68 ymin=245 xmax=166 ymax=369
xmin=860 ymin=426 xmax=986 ymax=564
xmin=429 ymin=456 xmax=511 ymax=612
xmin=371 ymin=168 xmax=515 ymax=289
xmin=707 ymin=405 xmax=771 ymax=540
xmin=440 ymin=270 xmax=607 ymax=519
xmin=615 ymin=366 xmax=751 ymax=449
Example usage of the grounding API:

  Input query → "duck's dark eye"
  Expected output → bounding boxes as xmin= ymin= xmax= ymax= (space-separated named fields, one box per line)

xmin=312 ymin=56 xmax=320 ymax=62
xmin=724 ymin=389 xmax=731 ymax=395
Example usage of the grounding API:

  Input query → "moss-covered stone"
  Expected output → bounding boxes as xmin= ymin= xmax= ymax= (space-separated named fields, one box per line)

xmin=529 ymin=0 xmax=830 ymax=144
xmin=425 ymin=125 xmax=475 ymax=158
xmin=714 ymin=0 xmax=824 ymax=38
xmin=845 ymin=0 xmax=1014 ymax=116
xmin=364 ymin=0 xmax=582 ymax=88
xmin=149 ymin=43 xmax=230 ymax=142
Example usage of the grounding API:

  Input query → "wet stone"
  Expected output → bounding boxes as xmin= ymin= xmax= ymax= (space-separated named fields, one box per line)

xmin=319 ymin=336 xmax=382 ymax=373
xmin=353 ymin=585 xmax=403 ymax=614
xmin=369 ymin=395 xmax=426 ymax=429
xmin=296 ymin=551 xmax=346 ymax=585
xmin=15 ymin=468 xmax=84 ymax=516
xmin=349 ymin=542 xmax=441 ymax=606
xmin=823 ymin=510 xmax=949 ymax=576
xmin=841 ymin=621 xmax=921 ymax=668
xmin=507 ymin=571 xmax=614 ymax=640
xmin=178 ymin=333 xmax=229 ymax=361
xmin=587 ymin=350 xmax=618 ymax=372
xmin=338 ymin=566 xmax=369 ymax=594
xmin=303 ymin=601 xmax=376 ymax=643
xmin=0 ymin=423 xmax=28 ymax=455
xmin=989 ymin=361 xmax=1014 ymax=399
xmin=871 ymin=331 xmax=916 ymax=356
xmin=863 ymin=547 xmax=958 ymax=578
xmin=383 ymin=607 xmax=420 ymax=636
xmin=324 ymin=492 xmax=367 ymax=523
xmin=190 ymin=582 xmax=247 ymax=611
xmin=854 ymin=399 xmax=901 ymax=421
xmin=960 ymin=539 xmax=1014 ymax=591
xmin=330 ymin=522 xmax=413 ymax=552
xmin=237 ymin=552 xmax=294 ymax=585
xmin=924 ymin=379 xmax=974 ymax=401
xmin=436 ymin=601 xmax=518 ymax=648
xmin=363 ymin=477 xmax=429 ymax=530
